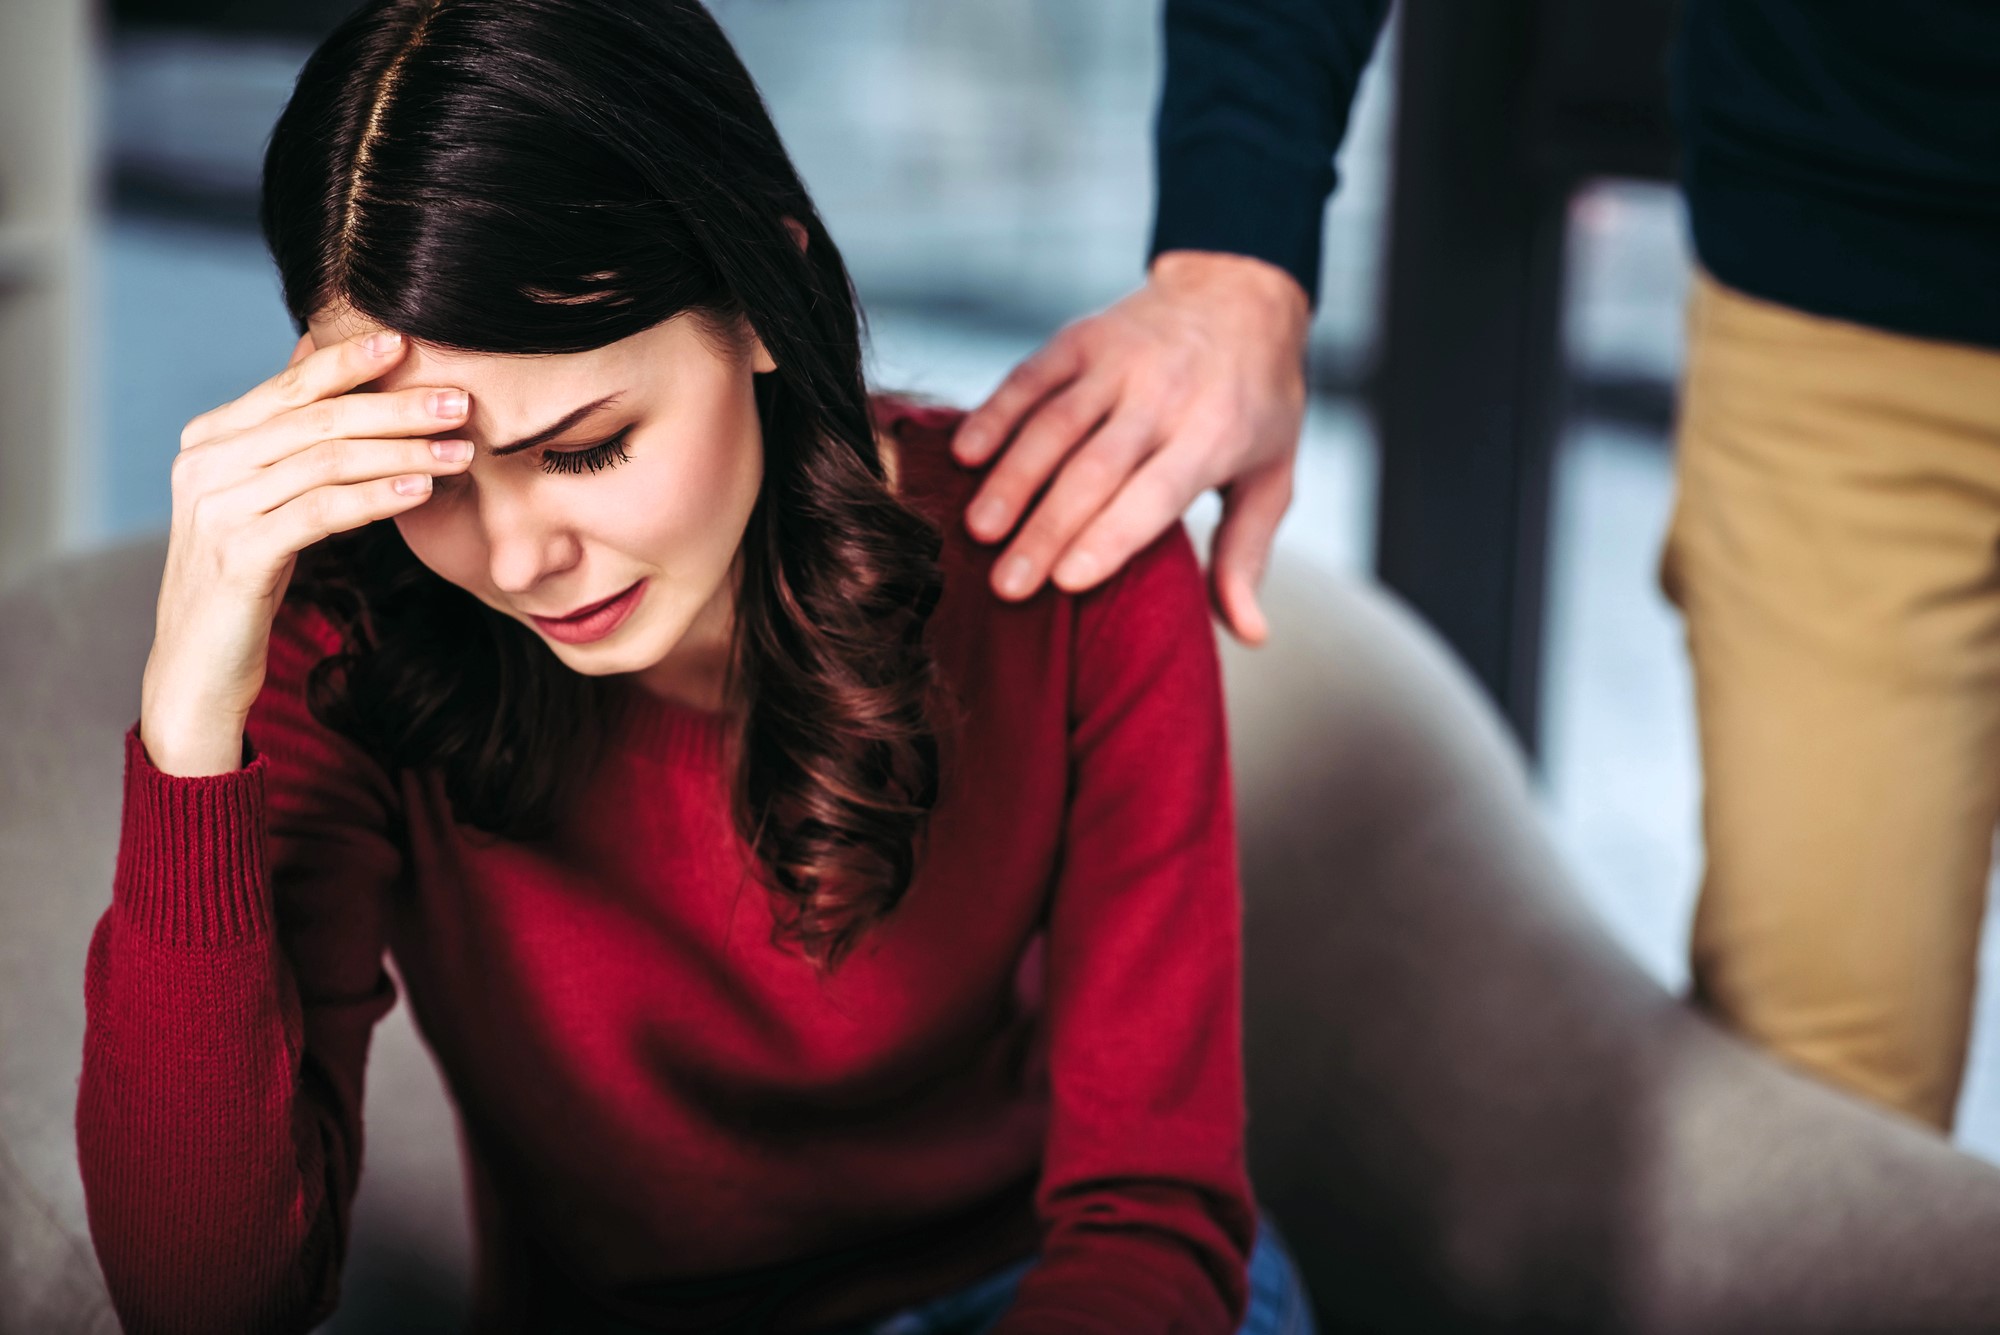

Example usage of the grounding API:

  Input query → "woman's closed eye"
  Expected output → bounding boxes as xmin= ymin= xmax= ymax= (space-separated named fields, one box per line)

xmin=540 ymin=429 xmax=634 ymax=476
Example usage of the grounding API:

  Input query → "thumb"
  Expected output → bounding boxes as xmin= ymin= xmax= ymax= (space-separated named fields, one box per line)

xmin=1208 ymin=463 xmax=1291 ymax=647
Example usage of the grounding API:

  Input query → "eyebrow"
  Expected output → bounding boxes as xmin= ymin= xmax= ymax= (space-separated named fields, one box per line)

xmin=485 ymin=392 xmax=627 ymax=456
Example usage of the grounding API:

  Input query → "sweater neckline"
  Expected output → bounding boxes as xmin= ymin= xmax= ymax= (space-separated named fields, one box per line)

xmin=606 ymin=674 xmax=731 ymax=766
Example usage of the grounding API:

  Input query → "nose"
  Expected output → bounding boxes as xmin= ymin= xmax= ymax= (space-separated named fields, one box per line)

xmin=477 ymin=482 xmax=582 ymax=598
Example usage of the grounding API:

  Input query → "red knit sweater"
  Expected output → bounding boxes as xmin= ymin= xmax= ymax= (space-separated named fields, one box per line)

xmin=76 ymin=398 xmax=1253 ymax=1334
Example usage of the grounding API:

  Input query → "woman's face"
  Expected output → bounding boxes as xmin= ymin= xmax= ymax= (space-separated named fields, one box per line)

xmin=306 ymin=307 xmax=771 ymax=701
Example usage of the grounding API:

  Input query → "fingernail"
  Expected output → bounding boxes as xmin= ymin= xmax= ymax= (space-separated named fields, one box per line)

xmin=431 ymin=389 xmax=467 ymax=418
xmin=953 ymin=431 xmax=983 ymax=462
xmin=430 ymin=439 xmax=473 ymax=462
xmin=968 ymin=497 xmax=1007 ymax=539
xmin=365 ymin=332 xmax=402 ymax=357
xmin=996 ymin=555 xmax=1034 ymax=599
xmin=1053 ymin=552 xmax=1097 ymax=588
xmin=394 ymin=474 xmax=431 ymax=496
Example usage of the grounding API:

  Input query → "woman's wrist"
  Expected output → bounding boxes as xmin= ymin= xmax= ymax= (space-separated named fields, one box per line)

xmin=138 ymin=678 xmax=252 ymax=778
xmin=138 ymin=723 xmax=249 ymax=779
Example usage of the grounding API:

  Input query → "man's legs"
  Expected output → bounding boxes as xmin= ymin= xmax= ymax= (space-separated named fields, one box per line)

xmin=1661 ymin=270 xmax=2000 ymax=1131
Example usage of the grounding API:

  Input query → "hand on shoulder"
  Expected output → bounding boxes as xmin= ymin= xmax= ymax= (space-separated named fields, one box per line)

xmin=948 ymin=251 xmax=1310 ymax=646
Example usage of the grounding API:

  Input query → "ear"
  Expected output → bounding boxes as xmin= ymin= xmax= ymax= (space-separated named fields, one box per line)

xmin=749 ymin=327 xmax=778 ymax=375
xmin=781 ymin=216 xmax=808 ymax=254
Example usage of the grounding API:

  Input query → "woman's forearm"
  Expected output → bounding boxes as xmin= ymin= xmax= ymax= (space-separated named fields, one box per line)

xmin=75 ymin=725 xmax=388 ymax=1334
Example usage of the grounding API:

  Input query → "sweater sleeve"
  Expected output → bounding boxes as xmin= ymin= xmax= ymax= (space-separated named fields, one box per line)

xmin=993 ymin=523 xmax=1256 ymax=1334
xmin=1149 ymin=0 xmax=1393 ymax=308
xmin=75 ymin=598 xmax=406 ymax=1335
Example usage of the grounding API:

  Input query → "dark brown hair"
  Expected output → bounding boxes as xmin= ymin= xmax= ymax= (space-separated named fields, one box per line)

xmin=262 ymin=0 xmax=945 ymax=966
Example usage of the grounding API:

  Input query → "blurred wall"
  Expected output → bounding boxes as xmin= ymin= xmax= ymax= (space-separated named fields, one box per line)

xmin=0 ymin=0 xmax=95 ymax=594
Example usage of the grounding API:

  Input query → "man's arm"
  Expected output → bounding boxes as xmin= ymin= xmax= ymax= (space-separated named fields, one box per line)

xmin=1152 ymin=0 xmax=1391 ymax=307
xmin=954 ymin=0 xmax=1391 ymax=645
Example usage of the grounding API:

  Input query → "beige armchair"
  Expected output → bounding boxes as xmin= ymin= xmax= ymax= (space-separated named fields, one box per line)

xmin=5 ymin=533 xmax=2000 ymax=1334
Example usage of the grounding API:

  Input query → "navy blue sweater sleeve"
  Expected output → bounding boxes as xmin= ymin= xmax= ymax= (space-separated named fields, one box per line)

xmin=1148 ymin=0 xmax=1392 ymax=309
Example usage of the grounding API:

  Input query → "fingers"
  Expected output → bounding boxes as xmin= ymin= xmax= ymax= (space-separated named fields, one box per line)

xmin=986 ymin=404 xmax=1159 ymax=600
xmin=1206 ymin=462 xmax=1294 ymax=647
xmin=226 ymin=435 xmax=475 ymax=517
xmin=182 ymin=329 xmax=410 ymax=449
xmin=953 ymin=331 xmax=1085 ymax=468
xmin=233 ymin=383 xmax=471 ymax=472
xmin=997 ymin=430 xmax=1215 ymax=605
xmin=963 ymin=372 xmax=1119 ymax=545
xmin=254 ymin=468 xmax=447 ymax=563
xmin=284 ymin=331 xmax=315 ymax=370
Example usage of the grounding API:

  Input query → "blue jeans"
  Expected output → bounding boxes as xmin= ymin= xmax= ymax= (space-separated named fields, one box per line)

xmin=843 ymin=1215 xmax=1317 ymax=1335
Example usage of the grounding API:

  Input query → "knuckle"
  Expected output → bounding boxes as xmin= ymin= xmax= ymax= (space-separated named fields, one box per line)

xmin=302 ymin=398 xmax=341 ymax=439
xmin=1053 ymin=316 xmax=1094 ymax=350
xmin=975 ymin=473 xmax=1023 ymax=511
xmin=1049 ymin=398 xmax=1092 ymax=434
xmin=1032 ymin=401 xmax=1091 ymax=447
xmin=1062 ymin=449 xmax=1121 ymax=495
xmin=1005 ymin=352 xmax=1048 ymax=387
xmin=177 ymin=413 xmax=213 ymax=452
xmin=1023 ymin=506 xmax=1082 ymax=553
xmin=186 ymin=487 xmax=234 ymax=538
xmin=168 ymin=448 xmax=198 ymax=494
xmin=1015 ymin=486 xmax=1069 ymax=533
xmin=313 ymin=437 xmax=353 ymax=484
xmin=296 ymin=487 xmax=330 ymax=534
xmin=1216 ymin=412 xmax=1257 ymax=459
xmin=1007 ymin=513 xmax=1055 ymax=556
xmin=985 ymin=449 xmax=1045 ymax=497
xmin=997 ymin=367 xmax=1047 ymax=409
xmin=1030 ymin=333 xmax=1082 ymax=380
xmin=1168 ymin=458 xmax=1215 ymax=509
xmin=1127 ymin=355 xmax=1172 ymax=392
xmin=168 ymin=446 xmax=212 ymax=500
xmin=1128 ymin=471 xmax=1181 ymax=519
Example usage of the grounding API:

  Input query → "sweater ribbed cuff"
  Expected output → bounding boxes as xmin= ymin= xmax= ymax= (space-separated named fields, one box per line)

xmin=115 ymin=720 xmax=274 ymax=948
xmin=1150 ymin=133 xmax=1334 ymax=311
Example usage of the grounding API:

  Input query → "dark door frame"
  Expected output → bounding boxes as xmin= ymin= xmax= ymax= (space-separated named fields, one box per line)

xmin=1370 ymin=0 xmax=1679 ymax=757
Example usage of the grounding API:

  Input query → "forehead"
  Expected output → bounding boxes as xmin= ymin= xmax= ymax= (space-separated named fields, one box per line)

xmin=305 ymin=305 xmax=696 ymax=402
xmin=308 ymin=308 xmax=583 ymax=399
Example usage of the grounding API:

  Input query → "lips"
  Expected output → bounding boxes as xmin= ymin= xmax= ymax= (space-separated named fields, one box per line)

xmin=536 ymin=581 xmax=640 ymax=623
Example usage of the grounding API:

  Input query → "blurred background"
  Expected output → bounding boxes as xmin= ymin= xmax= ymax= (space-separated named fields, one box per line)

xmin=1 ymin=0 xmax=1993 ymax=1164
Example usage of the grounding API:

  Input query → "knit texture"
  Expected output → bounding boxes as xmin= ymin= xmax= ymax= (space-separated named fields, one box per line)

xmin=75 ymin=398 xmax=1254 ymax=1334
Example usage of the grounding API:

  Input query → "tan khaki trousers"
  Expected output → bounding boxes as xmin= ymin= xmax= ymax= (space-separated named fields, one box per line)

xmin=1660 ymin=270 xmax=2000 ymax=1131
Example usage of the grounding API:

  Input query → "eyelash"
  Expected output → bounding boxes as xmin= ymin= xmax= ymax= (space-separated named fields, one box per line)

xmin=539 ymin=430 xmax=634 ymax=476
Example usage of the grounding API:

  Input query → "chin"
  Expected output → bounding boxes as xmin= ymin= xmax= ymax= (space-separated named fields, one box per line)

xmin=548 ymin=635 xmax=654 ymax=674
xmin=552 ymin=609 xmax=687 ymax=675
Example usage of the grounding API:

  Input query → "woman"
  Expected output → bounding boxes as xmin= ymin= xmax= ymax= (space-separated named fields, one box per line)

xmin=75 ymin=1 xmax=1313 ymax=1331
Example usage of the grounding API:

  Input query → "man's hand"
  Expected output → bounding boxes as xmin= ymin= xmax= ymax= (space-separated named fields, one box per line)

xmin=953 ymin=249 xmax=1310 ymax=645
